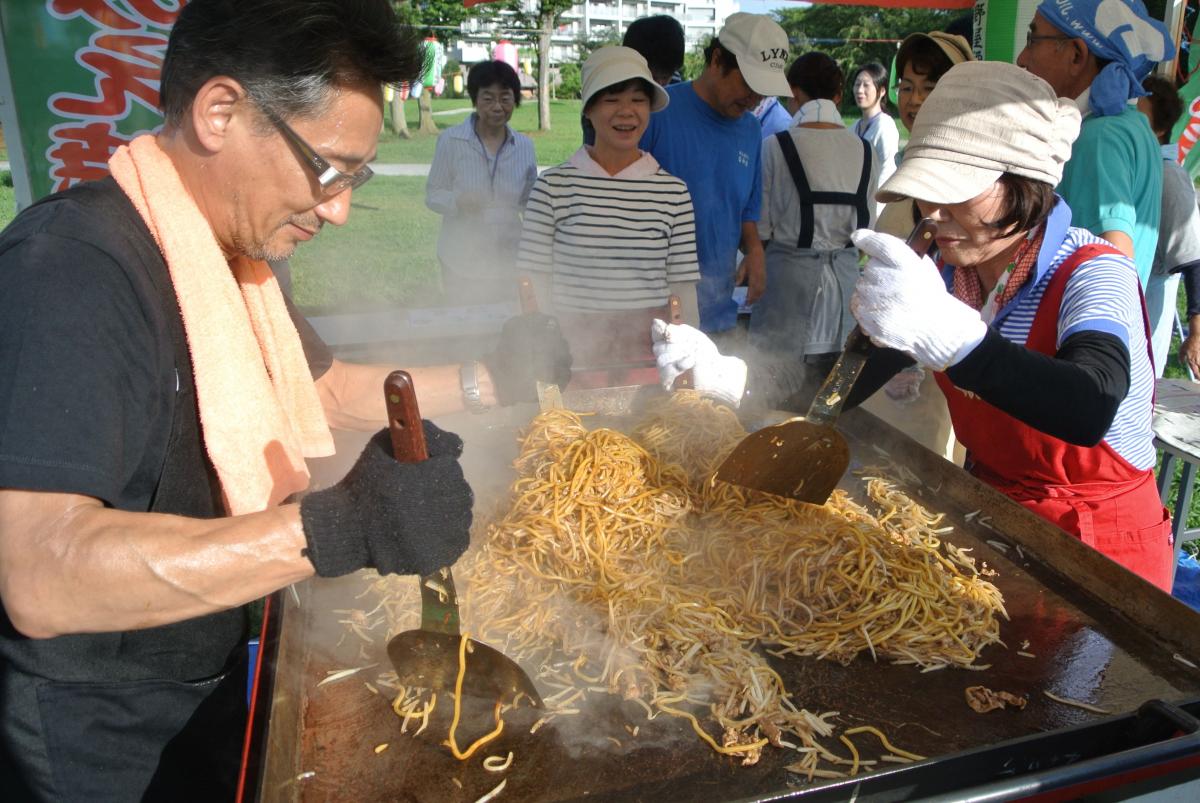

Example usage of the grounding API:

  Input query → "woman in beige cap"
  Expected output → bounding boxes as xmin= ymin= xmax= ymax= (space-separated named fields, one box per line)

xmin=864 ymin=31 xmax=976 ymax=461
xmin=517 ymin=46 xmax=699 ymax=387
xmin=654 ymin=61 xmax=1172 ymax=590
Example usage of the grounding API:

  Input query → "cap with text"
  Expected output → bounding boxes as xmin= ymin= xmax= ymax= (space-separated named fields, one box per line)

xmin=716 ymin=13 xmax=792 ymax=98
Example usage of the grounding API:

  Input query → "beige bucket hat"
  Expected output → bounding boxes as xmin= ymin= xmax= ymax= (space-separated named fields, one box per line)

xmin=582 ymin=46 xmax=670 ymax=111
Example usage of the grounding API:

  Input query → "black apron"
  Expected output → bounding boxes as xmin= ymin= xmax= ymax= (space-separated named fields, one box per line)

xmin=0 ymin=181 xmax=247 ymax=802
xmin=750 ymin=133 xmax=872 ymax=359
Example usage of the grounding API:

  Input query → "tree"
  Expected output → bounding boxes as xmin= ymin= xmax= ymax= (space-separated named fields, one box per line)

xmin=574 ymin=28 xmax=622 ymax=63
xmin=392 ymin=0 xmax=500 ymax=135
xmin=509 ymin=0 xmax=574 ymax=131
xmin=682 ymin=35 xmax=714 ymax=81
xmin=774 ymin=6 xmax=956 ymax=86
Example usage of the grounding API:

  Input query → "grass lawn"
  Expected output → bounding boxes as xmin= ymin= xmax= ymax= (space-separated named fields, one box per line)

xmin=290 ymin=175 xmax=442 ymax=311
xmin=375 ymin=96 xmax=586 ymax=165
xmin=0 ymin=172 xmax=13 ymax=230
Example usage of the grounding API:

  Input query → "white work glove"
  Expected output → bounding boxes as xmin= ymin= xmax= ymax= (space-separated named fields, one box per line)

xmin=850 ymin=229 xmax=987 ymax=371
xmin=651 ymin=319 xmax=748 ymax=407
xmin=883 ymin=365 xmax=925 ymax=404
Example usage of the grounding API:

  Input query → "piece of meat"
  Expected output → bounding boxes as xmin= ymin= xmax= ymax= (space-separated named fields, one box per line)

xmin=966 ymin=685 xmax=1028 ymax=713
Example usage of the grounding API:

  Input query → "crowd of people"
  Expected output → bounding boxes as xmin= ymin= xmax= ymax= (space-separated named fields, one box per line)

xmin=1 ymin=0 xmax=1198 ymax=796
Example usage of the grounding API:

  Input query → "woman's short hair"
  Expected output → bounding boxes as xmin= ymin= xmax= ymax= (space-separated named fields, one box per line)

xmin=583 ymin=77 xmax=657 ymax=113
xmin=990 ymin=175 xmax=1057 ymax=237
xmin=1141 ymin=75 xmax=1184 ymax=144
xmin=896 ymin=36 xmax=956 ymax=83
xmin=853 ymin=62 xmax=890 ymax=107
xmin=467 ymin=60 xmax=522 ymax=107
xmin=786 ymin=52 xmax=844 ymax=102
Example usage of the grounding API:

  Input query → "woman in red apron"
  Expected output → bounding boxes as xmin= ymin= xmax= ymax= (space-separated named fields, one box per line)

xmin=653 ymin=61 xmax=1173 ymax=590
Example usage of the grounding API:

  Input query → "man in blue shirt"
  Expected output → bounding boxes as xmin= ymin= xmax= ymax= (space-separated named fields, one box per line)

xmin=1016 ymin=0 xmax=1172 ymax=286
xmin=641 ymin=13 xmax=791 ymax=333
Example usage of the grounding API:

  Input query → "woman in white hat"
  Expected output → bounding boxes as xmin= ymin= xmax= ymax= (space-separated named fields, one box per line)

xmin=518 ymin=46 xmax=699 ymax=387
xmin=653 ymin=61 xmax=1172 ymax=590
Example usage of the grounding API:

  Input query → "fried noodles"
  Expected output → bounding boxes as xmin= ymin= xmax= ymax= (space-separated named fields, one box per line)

xmin=447 ymin=392 xmax=1005 ymax=767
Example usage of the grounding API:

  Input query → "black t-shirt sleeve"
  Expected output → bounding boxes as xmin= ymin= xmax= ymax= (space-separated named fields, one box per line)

xmin=944 ymin=327 xmax=1130 ymax=445
xmin=282 ymin=291 xmax=333 ymax=380
xmin=0 ymin=234 xmax=165 ymax=505
xmin=1178 ymin=260 xmax=1200 ymax=319
xmin=844 ymin=346 xmax=916 ymax=410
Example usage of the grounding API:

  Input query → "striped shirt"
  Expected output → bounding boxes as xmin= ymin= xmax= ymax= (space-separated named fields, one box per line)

xmin=518 ymin=150 xmax=699 ymax=312
xmin=942 ymin=198 xmax=1156 ymax=469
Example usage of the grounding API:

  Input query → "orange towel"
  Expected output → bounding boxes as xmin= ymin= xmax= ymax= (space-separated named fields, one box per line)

xmin=109 ymin=135 xmax=334 ymax=515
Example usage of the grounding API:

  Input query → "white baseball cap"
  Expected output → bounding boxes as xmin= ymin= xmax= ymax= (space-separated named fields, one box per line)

xmin=716 ymin=13 xmax=792 ymax=98
xmin=582 ymin=46 xmax=670 ymax=112
xmin=877 ymin=61 xmax=1081 ymax=205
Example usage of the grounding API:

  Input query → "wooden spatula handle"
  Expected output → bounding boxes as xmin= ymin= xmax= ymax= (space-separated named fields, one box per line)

xmin=518 ymin=275 xmax=538 ymax=315
xmin=384 ymin=370 xmax=427 ymax=463
xmin=667 ymin=294 xmax=694 ymax=390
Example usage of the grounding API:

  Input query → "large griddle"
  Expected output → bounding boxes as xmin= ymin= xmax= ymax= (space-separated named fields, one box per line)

xmin=242 ymin=387 xmax=1200 ymax=802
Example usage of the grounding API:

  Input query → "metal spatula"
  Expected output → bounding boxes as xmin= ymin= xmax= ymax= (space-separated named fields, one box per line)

xmin=382 ymin=370 xmax=542 ymax=706
xmin=713 ymin=219 xmax=937 ymax=504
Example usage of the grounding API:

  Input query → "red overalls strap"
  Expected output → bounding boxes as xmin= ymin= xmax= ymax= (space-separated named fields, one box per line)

xmin=934 ymin=244 xmax=1173 ymax=590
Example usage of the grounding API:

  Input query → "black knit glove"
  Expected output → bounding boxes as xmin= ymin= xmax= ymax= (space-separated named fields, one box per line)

xmin=299 ymin=422 xmax=473 ymax=578
xmin=483 ymin=312 xmax=573 ymax=405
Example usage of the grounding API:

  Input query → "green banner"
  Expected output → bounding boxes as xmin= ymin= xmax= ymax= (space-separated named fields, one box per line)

xmin=0 ymin=1 xmax=183 ymax=206
xmin=973 ymin=0 xmax=1041 ymax=62
xmin=1174 ymin=4 xmax=1200 ymax=175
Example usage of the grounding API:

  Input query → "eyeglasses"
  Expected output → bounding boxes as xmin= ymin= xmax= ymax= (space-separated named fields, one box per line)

xmin=476 ymin=92 xmax=515 ymax=109
xmin=260 ymin=106 xmax=373 ymax=198
xmin=1025 ymin=31 xmax=1072 ymax=49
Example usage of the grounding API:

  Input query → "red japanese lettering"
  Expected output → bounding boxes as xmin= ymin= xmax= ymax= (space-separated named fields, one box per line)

xmin=48 ymin=0 xmax=184 ymax=30
xmin=49 ymin=32 xmax=167 ymax=119
xmin=46 ymin=120 xmax=132 ymax=191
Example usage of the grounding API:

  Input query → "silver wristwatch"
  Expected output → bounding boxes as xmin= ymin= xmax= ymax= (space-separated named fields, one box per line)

xmin=459 ymin=361 xmax=489 ymax=414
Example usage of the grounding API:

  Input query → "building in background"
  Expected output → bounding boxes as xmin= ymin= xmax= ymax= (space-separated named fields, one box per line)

xmin=456 ymin=1 xmax=740 ymax=64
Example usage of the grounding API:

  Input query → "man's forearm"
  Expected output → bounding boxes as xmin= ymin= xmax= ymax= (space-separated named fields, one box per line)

xmin=315 ymin=358 xmax=498 ymax=428
xmin=0 ymin=489 xmax=312 ymax=638
xmin=740 ymin=221 xmax=763 ymax=257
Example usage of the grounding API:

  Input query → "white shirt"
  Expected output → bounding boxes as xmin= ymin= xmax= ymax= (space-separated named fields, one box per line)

xmin=759 ymin=126 xmax=880 ymax=251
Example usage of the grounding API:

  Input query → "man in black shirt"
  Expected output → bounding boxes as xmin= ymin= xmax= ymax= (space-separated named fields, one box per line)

xmin=0 ymin=1 xmax=568 ymax=799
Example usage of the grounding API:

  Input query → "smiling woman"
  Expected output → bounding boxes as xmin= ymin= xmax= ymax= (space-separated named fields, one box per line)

xmin=516 ymin=46 xmax=700 ymax=387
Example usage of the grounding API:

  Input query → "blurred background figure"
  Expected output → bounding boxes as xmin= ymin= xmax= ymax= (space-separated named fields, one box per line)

xmin=751 ymin=51 xmax=878 ymax=410
xmin=425 ymin=60 xmax=537 ymax=303
xmin=753 ymin=95 xmax=793 ymax=140
xmin=876 ymin=31 xmax=974 ymax=238
xmin=622 ymin=15 xmax=685 ymax=86
xmin=850 ymin=62 xmax=898 ymax=196
xmin=1138 ymin=75 xmax=1200 ymax=378
xmin=519 ymin=47 xmax=698 ymax=388
xmin=864 ymin=30 xmax=973 ymax=464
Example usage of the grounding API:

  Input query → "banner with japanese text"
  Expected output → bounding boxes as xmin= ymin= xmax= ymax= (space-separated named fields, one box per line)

xmin=0 ymin=1 xmax=184 ymax=207
xmin=1173 ymin=0 xmax=1200 ymax=175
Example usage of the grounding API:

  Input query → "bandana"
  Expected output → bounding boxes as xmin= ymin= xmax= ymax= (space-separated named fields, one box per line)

xmin=1037 ymin=0 xmax=1174 ymax=118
